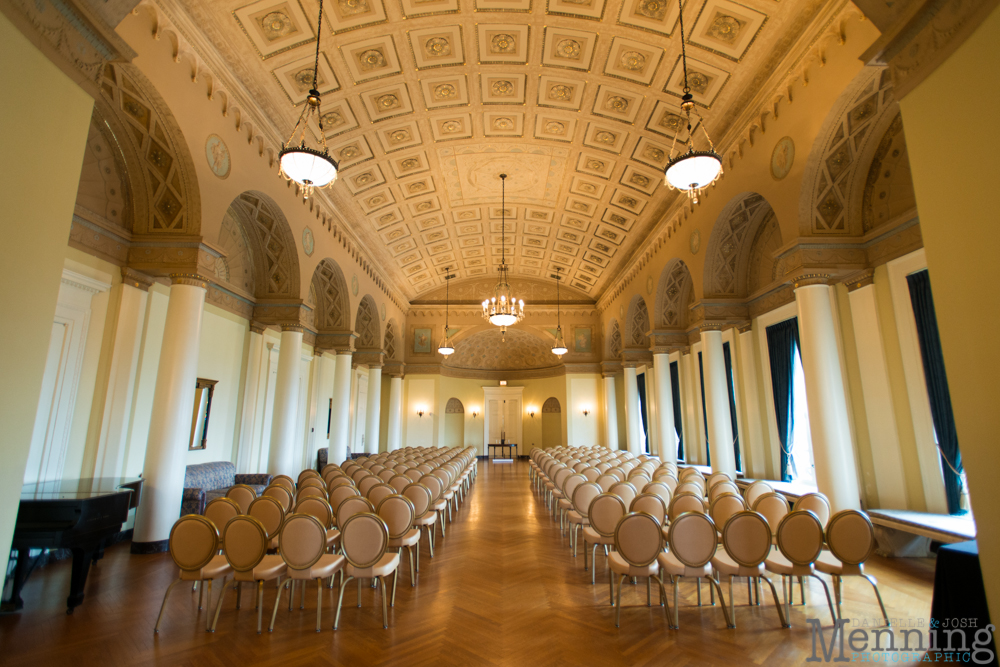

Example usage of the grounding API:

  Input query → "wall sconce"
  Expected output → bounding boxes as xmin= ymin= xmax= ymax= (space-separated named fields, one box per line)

xmin=582 ymin=408 xmax=590 ymax=417
xmin=471 ymin=409 xmax=479 ymax=419
xmin=528 ymin=408 xmax=536 ymax=419
xmin=417 ymin=406 xmax=427 ymax=418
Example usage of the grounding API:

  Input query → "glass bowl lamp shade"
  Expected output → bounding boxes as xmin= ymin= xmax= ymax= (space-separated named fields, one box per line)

xmin=664 ymin=150 xmax=723 ymax=196
xmin=437 ymin=341 xmax=455 ymax=355
xmin=551 ymin=327 xmax=568 ymax=356
xmin=279 ymin=145 xmax=338 ymax=191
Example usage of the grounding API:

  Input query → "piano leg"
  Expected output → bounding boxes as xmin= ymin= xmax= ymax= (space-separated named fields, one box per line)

xmin=2 ymin=549 xmax=31 ymax=612
xmin=66 ymin=547 xmax=97 ymax=614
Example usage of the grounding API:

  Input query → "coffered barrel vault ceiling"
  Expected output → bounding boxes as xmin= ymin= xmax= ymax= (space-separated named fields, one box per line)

xmin=170 ymin=0 xmax=830 ymax=300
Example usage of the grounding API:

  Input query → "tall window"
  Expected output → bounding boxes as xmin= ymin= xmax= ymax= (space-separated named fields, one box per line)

xmin=637 ymin=371 xmax=650 ymax=454
xmin=722 ymin=341 xmax=741 ymax=472
xmin=789 ymin=348 xmax=816 ymax=486
xmin=670 ymin=360 xmax=683 ymax=461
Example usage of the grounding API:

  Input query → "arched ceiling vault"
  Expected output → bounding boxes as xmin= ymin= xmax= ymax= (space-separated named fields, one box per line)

xmin=160 ymin=0 xmax=838 ymax=301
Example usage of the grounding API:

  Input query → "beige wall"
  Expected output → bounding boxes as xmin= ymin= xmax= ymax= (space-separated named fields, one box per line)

xmin=898 ymin=3 xmax=1000 ymax=617
xmin=0 ymin=11 xmax=94 ymax=577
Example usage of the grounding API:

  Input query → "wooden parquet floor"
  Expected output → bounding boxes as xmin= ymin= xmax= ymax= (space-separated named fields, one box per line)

xmin=0 ymin=460 xmax=936 ymax=667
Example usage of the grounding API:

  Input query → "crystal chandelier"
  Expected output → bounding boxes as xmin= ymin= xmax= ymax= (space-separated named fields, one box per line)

xmin=663 ymin=0 xmax=723 ymax=205
xmin=481 ymin=174 xmax=524 ymax=338
xmin=277 ymin=0 xmax=338 ymax=199
xmin=551 ymin=267 xmax=567 ymax=356
xmin=438 ymin=267 xmax=455 ymax=356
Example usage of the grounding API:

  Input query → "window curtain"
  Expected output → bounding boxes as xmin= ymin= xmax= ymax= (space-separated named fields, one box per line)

xmin=698 ymin=352 xmax=710 ymax=466
xmin=670 ymin=360 xmax=683 ymax=461
xmin=636 ymin=372 xmax=650 ymax=454
xmin=766 ymin=318 xmax=800 ymax=482
xmin=723 ymin=342 xmax=742 ymax=471
xmin=907 ymin=270 xmax=964 ymax=515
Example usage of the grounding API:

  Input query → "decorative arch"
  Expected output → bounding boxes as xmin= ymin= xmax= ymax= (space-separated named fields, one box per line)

xmin=800 ymin=66 xmax=899 ymax=236
xmin=310 ymin=259 xmax=351 ymax=330
xmin=384 ymin=320 xmax=399 ymax=361
xmin=607 ymin=319 xmax=622 ymax=359
xmin=214 ymin=207 xmax=255 ymax=296
xmin=746 ymin=207 xmax=784 ymax=295
xmin=624 ymin=296 xmax=651 ymax=348
xmin=354 ymin=295 xmax=381 ymax=349
xmin=445 ymin=398 xmax=465 ymax=413
xmin=542 ymin=397 xmax=561 ymax=413
xmin=856 ymin=112 xmax=916 ymax=233
xmin=96 ymin=63 xmax=200 ymax=235
xmin=76 ymin=107 xmax=132 ymax=233
xmin=226 ymin=191 xmax=301 ymax=299
xmin=703 ymin=193 xmax=778 ymax=297
xmin=655 ymin=259 xmax=694 ymax=329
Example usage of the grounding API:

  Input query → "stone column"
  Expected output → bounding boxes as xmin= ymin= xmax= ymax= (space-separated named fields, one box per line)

xmin=652 ymin=352 xmax=677 ymax=465
xmin=133 ymin=275 xmax=207 ymax=550
xmin=236 ymin=322 xmax=267 ymax=473
xmin=603 ymin=372 xmax=619 ymax=451
xmin=266 ymin=325 xmax=304 ymax=477
xmin=365 ymin=363 xmax=383 ymax=454
xmin=385 ymin=370 xmax=403 ymax=452
xmin=309 ymin=350 xmax=336 ymax=470
xmin=623 ymin=363 xmax=643 ymax=456
xmin=330 ymin=348 xmax=353 ymax=465
xmin=700 ymin=329 xmax=737 ymax=478
xmin=645 ymin=369 xmax=659 ymax=457
xmin=795 ymin=281 xmax=861 ymax=512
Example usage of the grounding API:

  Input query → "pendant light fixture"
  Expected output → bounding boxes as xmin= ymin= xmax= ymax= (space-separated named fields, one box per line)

xmin=277 ymin=0 xmax=339 ymax=199
xmin=551 ymin=267 xmax=568 ymax=357
xmin=481 ymin=174 xmax=524 ymax=339
xmin=438 ymin=267 xmax=455 ymax=356
xmin=663 ymin=0 xmax=723 ymax=205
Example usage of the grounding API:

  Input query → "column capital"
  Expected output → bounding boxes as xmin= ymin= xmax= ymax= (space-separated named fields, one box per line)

xmin=280 ymin=324 xmax=307 ymax=333
xmin=793 ymin=273 xmax=834 ymax=289
xmin=621 ymin=346 xmax=652 ymax=367
xmin=121 ymin=267 xmax=154 ymax=291
xmin=383 ymin=360 xmax=405 ymax=378
xmin=354 ymin=348 xmax=384 ymax=368
xmin=169 ymin=273 xmax=210 ymax=289
xmin=844 ymin=269 xmax=875 ymax=292
xmin=249 ymin=320 xmax=269 ymax=335
xmin=601 ymin=361 xmax=622 ymax=377
xmin=737 ymin=321 xmax=753 ymax=334
xmin=253 ymin=299 xmax=312 ymax=331
xmin=316 ymin=330 xmax=357 ymax=354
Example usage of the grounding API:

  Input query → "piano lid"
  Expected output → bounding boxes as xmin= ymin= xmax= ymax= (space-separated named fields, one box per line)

xmin=20 ymin=477 xmax=142 ymax=501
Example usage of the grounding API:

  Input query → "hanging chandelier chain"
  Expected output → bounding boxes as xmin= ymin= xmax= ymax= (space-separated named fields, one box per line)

xmin=312 ymin=0 xmax=324 ymax=90
xmin=678 ymin=0 xmax=690 ymax=96
xmin=500 ymin=173 xmax=506 ymax=267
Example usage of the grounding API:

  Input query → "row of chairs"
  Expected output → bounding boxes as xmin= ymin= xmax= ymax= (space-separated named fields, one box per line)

xmin=530 ymin=446 xmax=890 ymax=630
xmin=155 ymin=446 xmax=476 ymax=634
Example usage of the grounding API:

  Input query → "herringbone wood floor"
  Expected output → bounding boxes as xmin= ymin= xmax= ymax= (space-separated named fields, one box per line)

xmin=0 ymin=460 xmax=935 ymax=666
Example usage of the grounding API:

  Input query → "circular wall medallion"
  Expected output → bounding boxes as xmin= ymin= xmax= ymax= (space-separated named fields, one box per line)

xmin=351 ymin=275 xmax=359 ymax=296
xmin=646 ymin=275 xmax=654 ymax=295
xmin=301 ymin=226 xmax=314 ymax=256
xmin=205 ymin=134 xmax=230 ymax=179
xmin=380 ymin=303 xmax=386 ymax=321
xmin=690 ymin=229 xmax=701 ymax=255
xmin=770 ymin=136 xmax=795 ymax=180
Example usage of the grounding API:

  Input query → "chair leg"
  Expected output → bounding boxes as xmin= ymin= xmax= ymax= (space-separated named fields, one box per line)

xmin=315 ymin=578 xmax=323 ymax=633
xmin=210 ymin=580 xmax=238 ymax=632
xmin=609 ymin=566 xmax=615 ymax=605
xmin=808 ymin=574 xmax=838 ymax=625
xmin=709 ymin=576 xmax=734 ymax=629
xmin=236 ymin=582 xmax=242 ymax=609
xmin=647 ymin=577 xmax=651 ymax=606
xmin=256 ymin=581 xmax=265 ymax=634
xmin=380 ymin=577 xmax=389 ymax=629
xmin=615 ymin=574 xmax=626 ymax=627
xmin=269 ymin=579 xmax=290 ymax=632
xmin=333 ymin=576 xmax=353 ymax=630
xmin=760 ymin=575 xmax=790 ymax=628
xmin=729 ymin=576 xmax=736 ymax=626
xmin=153 ymin=579 xmax=182 ymax=634
xmin=799 ymin=575 xmax=806 ymax=605
xmin=862 ymin=574 xmax=891 ymax=627
xmin=197 ymin=577 xmax=204 ymax=610
xmin=357 ymin=577 xmax=363 ymax=607
xmin=673 ymin=576 xmax=680 ymax=629
xmin=391 ymin=567 xmax=399 ymax=607
xmin=591 ymin=544 xmax=599 ymax=585
xmin=653 ymin=574 xmax=670 ymax=620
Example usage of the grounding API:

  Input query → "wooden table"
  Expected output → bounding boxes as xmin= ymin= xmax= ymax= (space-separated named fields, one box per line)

xmin=488 ymin=443 xmax=518 ymax=460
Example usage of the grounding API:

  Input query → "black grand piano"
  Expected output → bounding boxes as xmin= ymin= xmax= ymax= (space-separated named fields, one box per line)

xmin=3 ymin=477 xmax=142 ymax=614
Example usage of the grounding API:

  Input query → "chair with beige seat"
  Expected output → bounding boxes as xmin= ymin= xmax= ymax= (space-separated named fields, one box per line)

xmin=708 ymin=480 xmax=741 ymax=504
xmin=630 ymin=493 xmax=668 ymax=530
xmin=743 ymin=481 xmax=774 ymax=508
xmin=388 ymin=475 xmax=411 ymax=493
xmin=815 ymin=509 xmax=889 ymax=626
xmin=263 ymin=484 xmax=293 ymax=513
xmin=675 ymin=481 xmax=703 ymax=498
xmin=764 ymin=510 xmax=837 ymax=626
xmin=327 ymin=476 xmax=354 ymax=492
xmin=211 ymin=515 xmax=288 ymax=633
xmin=557 ymin=473 xmax=586 ymax=533
xmin=336 ymin=496 xmax=375 ymax=533
xmin=366 ymin=483 xmax=395 ymax=508
xmin=225 ymin=484 xmax=257 ymax=514
xmin=299 ymin=476 xmax=325 ymax=492
xmin=248 ymin=495 xmax=285 ymax=551
xmin=566 ymin=481 xmax=602 ymax=557
xmin=377 ymin=495 xmax=420 ymax=586
xmin=358 ymin=475 xmax=382 ymax=498
xmin=658 ymin=512 xmax=733 ymax=630
xmin=268 ymin=514 xmax=345 ymax=632
xmin=609 ymin=481 xmax=638 ymax=508
xmin=403 ymin=483 xmax=437 ymax=560
xmin=753 ymin=492 xmax=790 ymax=541
xmin=608 ymin=512 xmax=671 ymax=628
xmin=294 ymin=496 xmax=339 ymax=552
xmin=272 ymin=475 xmax=295 ymax=494
xmin=296 ymin=486 xmax=326 ymax=503
xmin=419 ymin=474 xmax=448 ymax=538
xmin=204 ymin=497 xmax=240 ymax=538
xmin=334 ymin=513 xmax=401 ymax=630
xmin=583 ymin=493 xmax=626 ymax=587
xmin=710 ymin=511 xmax=788 ymax=628
xmin=668 ymin=492 xmax=707 ymax=523
xmin=154 ymin=515 xmax=232 ymax=633
xmin=643 ymin=481 xmax=673 ymax=509
xmin=709 ymin=494 xmax=747 ymax=537
xmin=794 ymin=492 xmax=832 ymax=528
